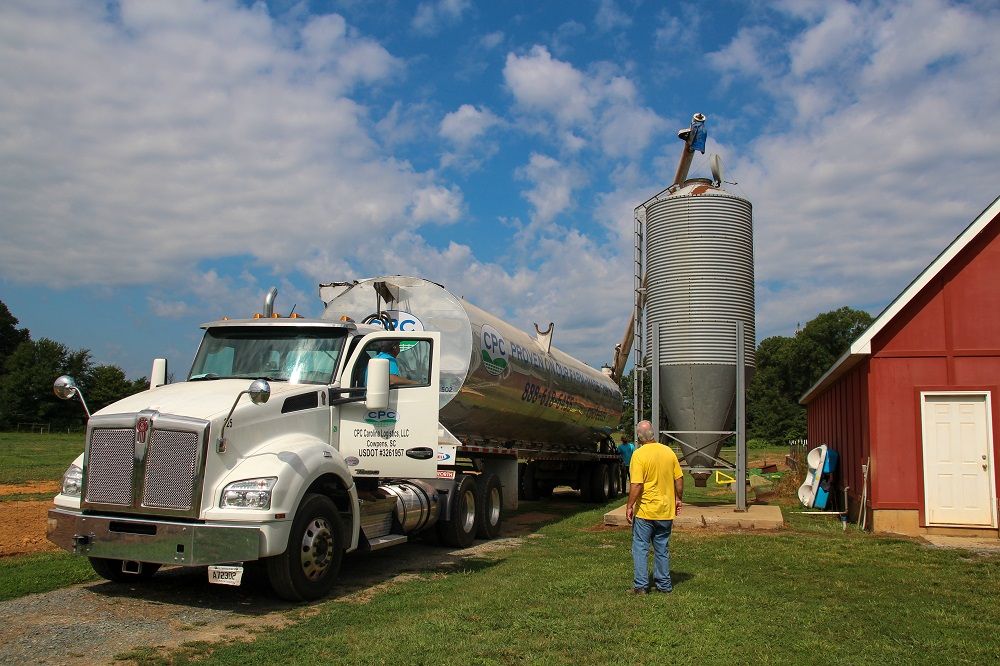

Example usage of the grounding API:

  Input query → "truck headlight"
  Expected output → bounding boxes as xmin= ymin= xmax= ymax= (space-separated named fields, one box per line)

xmin=220 ymin=477 xmax=277 ymax=510
xmin=61 ymin=464 xmax=83 ymax=497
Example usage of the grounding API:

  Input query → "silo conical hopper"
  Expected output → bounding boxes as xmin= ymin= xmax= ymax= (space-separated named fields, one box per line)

xmin=645 ymin=179 xmax=755 ymax=475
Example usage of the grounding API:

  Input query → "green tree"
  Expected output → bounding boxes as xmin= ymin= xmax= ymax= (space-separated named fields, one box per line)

xmin=747 ymin=306 xmax=874 ymax=444
xmin=0 ymin=301 xmax=30 ymax=372
xmin=82 ymin=364 xmax=149 ymax=414
xmin=617 ymin=366 xmax=654 ymax=434
xmin=0 ymin=338 xmax=92 ymax=427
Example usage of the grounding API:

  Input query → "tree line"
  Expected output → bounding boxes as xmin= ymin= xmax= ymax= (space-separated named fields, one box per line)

xmin=0 ymin=301 xmax=149 ymax=429
xmin=618 ymin=306 xmax=873 ymax=445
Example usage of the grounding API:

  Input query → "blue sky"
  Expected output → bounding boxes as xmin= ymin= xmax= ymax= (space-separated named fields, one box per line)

xmin=2 ymin=0 xmax=999 ymax=380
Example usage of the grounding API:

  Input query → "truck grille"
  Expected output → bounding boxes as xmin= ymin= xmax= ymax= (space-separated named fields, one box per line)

xmin=143 ymin=429 xmax=199 ymax=510
xmin=85 ymin=428 xmax=136 ymax=506
xmin=83 ymin=412 xmax=208 ymax=517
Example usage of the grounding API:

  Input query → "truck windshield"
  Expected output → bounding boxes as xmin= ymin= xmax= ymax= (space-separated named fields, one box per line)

xmin=188 ymin=327 xmax=347 ymax=385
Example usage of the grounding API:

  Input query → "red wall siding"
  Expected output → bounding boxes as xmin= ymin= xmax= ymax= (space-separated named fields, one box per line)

xmin=867 ymin=356 xmax=947 ymax=509
xmin=865 ymin=210 xmax=1000 ymax=513
xmin=806 ymin=208 xmax=1000 ymax=521
xmin=806 ymin=359 xmax=869 ymax=506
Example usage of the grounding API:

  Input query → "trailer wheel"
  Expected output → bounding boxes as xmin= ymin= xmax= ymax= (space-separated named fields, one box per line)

xmin=590 ymin=464 xmax=611 ymax=503
xmin=519 ymin=463 xmax=538 ymax=501
xmin=437 ymin=474 xmax=478 ymax=548
xmin=475 ymin=472 xmax=503 ymax=540
xmin=266 ymin=493 xmax=344 ymax=601
xmin=608 ymin=464 xmax=621 ymax=498
xmin=89 ymin=558 xmax=160 ymax=582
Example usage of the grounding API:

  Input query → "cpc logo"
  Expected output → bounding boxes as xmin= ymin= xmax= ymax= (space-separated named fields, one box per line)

xmin=365 ymin=310 xmax=423 ymax=332
xmin=480 ymin=324 xmax=509 ymax=376
xmin=365 ymin=409 xmax=398 ymax=427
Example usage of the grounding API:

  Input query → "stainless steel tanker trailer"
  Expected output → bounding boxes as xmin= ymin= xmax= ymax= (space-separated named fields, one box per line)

xmin=46 ymin=276 xmax=624 ymax=601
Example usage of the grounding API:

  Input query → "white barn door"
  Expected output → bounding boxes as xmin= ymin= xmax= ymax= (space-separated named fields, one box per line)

xmin=920 ymin=392 xmax=997 ymax=527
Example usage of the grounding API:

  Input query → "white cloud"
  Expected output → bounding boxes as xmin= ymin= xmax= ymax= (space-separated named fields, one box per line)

xmin=516 ymin=153 xmax=583 ymax=225
xmin=595 ymin=0 xmax=632 ymax=32
xmin=439 ymin=104 xmax=501 ymax=146
xmin=147 ymin=298 xmax=192 ymax=319
xmin=504 ymin=46 xmax=594 ymax=125
xmin=503 ymin=45 xmax=667 ymax=157
xmin=412 ymin=0 xmax=471 ymax=36
xmin=0 ymin=0 xmax=458 ymax=290
xmin=479 ymin=30 xmax=504 ymax=50
xmin=410 ymin=184 xmax=464 ymax=223
xmin=707 ymin=0 xmax=1000 ymax=337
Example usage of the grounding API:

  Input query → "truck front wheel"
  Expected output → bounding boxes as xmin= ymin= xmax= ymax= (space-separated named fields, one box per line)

xmin=266 ymin=493 xmax=344 ymax=601
xmin=437 ymin=474 xmax=477 ymax=548
xmin=89 ymin=558 xmax=160 ymax=582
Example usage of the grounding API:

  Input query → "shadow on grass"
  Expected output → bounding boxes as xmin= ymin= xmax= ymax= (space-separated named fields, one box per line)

xmin=84 ymin=494 xmax=595 ymax=613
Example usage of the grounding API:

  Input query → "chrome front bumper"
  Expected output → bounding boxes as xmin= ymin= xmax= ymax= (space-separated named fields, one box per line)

xmin=47 ymin=508 xmax=261 ymax=566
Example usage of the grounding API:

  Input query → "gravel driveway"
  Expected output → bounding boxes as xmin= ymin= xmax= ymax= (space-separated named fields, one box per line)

xmin=0 ymin=509 xmax=564 ymax=664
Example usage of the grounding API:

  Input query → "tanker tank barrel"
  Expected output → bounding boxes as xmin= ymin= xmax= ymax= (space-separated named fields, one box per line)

xmin=320 ymin=276 xmax=623 ymax=451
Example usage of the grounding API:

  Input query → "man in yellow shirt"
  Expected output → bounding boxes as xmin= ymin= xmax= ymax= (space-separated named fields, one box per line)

xmin=626 ymin=420 xmax=684 ymax=594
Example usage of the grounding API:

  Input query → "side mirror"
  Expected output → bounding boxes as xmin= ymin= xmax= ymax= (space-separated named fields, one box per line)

xmin=53 ymin=375 xmax=78 ymax=400
xmin=248 ymin=378 xmax=271 ymax=404
xmin=365 ymin=358 xmax=390 ymax=410
xmin=53 ymin=375 xmax=91 ymax=418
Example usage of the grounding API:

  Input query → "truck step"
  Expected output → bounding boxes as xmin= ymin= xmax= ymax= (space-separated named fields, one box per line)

xmin=367 ymin=534 xmax=408 ymax=551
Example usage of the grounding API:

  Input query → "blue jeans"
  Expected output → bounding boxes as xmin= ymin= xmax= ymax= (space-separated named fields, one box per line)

xmin=632 ymin=517 xmax=673 ymax=591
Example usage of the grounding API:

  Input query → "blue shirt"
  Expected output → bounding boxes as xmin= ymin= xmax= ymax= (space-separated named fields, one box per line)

xmin=617 ymin=442 xmax=636 ymax=466
xmin=364 ymin=352 xmax=399 ymax=383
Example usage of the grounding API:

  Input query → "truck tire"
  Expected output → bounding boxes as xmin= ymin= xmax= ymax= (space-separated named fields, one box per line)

xmin=266 ymin=493 xmax=344 ymax=602
xmin=590 ymin=464 xmax=611 ymax=503
xmin=89 ymin=558 xmax=160 ymax=582
xmin=608 ymin=464 xmax=621 ymax=498
xmin=519 ymin=463 xmax=538 ymax=501
xmin=437 ymin=474 xmax=478 ymax=548
xmin=475 ymin=472 xmax=503 ymax=540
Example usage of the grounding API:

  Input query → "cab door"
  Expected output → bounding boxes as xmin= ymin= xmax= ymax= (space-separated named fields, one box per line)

xmin=337 ymin=331 xmax=440 ymax=479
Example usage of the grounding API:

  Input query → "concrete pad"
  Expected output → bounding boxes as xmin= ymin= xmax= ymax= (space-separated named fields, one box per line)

xmin=923 ymin=535 xmax=1000 ymax=553
xmin=603 ymin=503 xmax=784 ymax=530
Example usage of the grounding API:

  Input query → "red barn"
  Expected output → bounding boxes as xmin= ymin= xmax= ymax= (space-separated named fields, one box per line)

xmin=801 ymin=196 xmax=1000 ymax=538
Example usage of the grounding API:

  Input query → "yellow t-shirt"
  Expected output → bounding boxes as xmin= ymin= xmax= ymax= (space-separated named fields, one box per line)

xmin=630 ymin=443 xmax=684 ymax=520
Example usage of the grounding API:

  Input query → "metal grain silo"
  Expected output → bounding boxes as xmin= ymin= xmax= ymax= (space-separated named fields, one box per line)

xmin=644 ymin=178 xmax=755 ymax=472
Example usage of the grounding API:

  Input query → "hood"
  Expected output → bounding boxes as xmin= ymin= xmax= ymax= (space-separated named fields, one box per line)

xmin=95 ymin=380 xmax=321 ymax=420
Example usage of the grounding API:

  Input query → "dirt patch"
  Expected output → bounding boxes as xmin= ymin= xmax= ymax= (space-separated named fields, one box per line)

xmin=0 ymin=500 xmax=59 ymax=557
xmin=0 ymin=481 xmax=60 ymax=497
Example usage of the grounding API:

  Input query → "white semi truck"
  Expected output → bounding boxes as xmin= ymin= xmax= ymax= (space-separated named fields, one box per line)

xmin=47 ymin=276 xmax=624 ymax=601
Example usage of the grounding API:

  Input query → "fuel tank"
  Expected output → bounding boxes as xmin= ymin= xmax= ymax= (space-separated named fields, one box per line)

xmin=320 ymin=276 xmax=622 ymax=449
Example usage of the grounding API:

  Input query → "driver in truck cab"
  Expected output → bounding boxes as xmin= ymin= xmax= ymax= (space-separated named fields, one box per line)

xmin=363 ymin=339 xmax=416 ymax=386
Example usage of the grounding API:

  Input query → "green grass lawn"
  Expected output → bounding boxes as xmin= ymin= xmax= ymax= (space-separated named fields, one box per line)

xmin=130 ymin=501 xmax=999 ymax=665
xmin=0 ymin=552 xmax=97 ymax=602
xmin=0 ymin=431 xmax=84 ymax=485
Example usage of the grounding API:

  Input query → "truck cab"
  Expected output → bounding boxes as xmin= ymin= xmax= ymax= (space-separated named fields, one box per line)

xmin=46 ymin=315 xmax=486 ymax=601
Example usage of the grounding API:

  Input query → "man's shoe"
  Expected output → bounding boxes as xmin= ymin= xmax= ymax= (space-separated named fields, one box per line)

xmin=631 ymin=587 xmax=648 ymax=595
xmin=653 ymin=587 xmax=672 ymax=593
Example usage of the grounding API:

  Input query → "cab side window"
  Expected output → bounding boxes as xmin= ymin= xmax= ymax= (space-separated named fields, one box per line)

xmin=353 ymin=339 xmax=431 ymax=388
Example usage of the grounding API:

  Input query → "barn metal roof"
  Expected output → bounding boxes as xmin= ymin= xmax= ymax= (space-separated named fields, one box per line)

xmin=800 ymin=194 xmax=1000 ymax=405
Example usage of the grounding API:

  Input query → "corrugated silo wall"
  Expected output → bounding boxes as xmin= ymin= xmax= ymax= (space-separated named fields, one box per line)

xmin=806 ymin=359 xmax=870 ymax=519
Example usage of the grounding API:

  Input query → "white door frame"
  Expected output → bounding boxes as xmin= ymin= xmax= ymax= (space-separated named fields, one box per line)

xmin=919 ymin=391 xmax=998 ymax=528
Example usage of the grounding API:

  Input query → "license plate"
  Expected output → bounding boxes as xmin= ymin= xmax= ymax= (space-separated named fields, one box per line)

xmin=208 ymin=565 xmax=244 ymax=586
